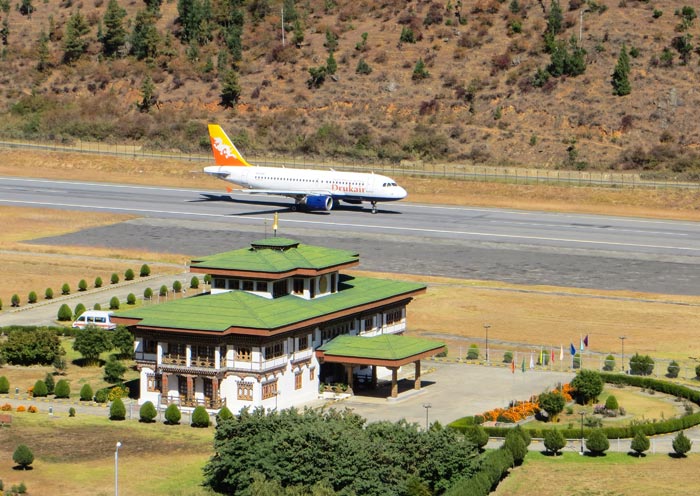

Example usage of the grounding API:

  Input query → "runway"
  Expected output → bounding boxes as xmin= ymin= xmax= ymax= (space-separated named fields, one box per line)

xmin=1 ymin=176 xmax=700 ymax=295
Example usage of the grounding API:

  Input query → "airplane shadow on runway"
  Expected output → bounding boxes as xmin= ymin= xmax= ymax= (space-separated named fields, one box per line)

xmin=192 ymin=193 xmax=403 ymax=215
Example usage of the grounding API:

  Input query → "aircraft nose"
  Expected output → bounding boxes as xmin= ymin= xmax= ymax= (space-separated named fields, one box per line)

xmin=396 ymin=186 xmax=407 ymax=199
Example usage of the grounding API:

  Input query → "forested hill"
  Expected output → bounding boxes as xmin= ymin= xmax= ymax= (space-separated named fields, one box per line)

xmin=1 ymin=0 xmax=699 ymax=176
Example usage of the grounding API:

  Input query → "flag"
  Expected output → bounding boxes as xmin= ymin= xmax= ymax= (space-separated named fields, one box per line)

xmin=551 ymin=348 xmax=555 ymax=363
xmin=560 ymin=345 xmax=564 ymax=361
xmin=539 ymin=347 xmax=543 ymax=366
xmin=521 ymin=358 xmax=526 ymax=373
xmin=273 ymin=212 xmax=279 ymax=232
xmin=529 ymin=354 xmax=534 ymax=369
xmin=570 ymin=343 xmax=576 ymax=356
xmin=511 ymin=359 xmax=515 ymax=374
xmin=584 ymin=334 xmax=589 ymax=347
xmin=580 ymin=336 xmax=584 ymax=351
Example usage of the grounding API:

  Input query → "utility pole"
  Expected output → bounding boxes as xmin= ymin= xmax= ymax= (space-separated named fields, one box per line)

xmin=281 ymin=7 xmax=285 ymax=46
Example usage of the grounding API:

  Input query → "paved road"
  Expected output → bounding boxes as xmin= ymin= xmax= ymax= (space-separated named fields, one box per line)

xmin=2 ymin=177 xmax=700 ymax=295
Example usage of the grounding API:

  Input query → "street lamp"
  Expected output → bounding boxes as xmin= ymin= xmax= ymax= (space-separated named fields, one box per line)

xmin=579 ymin=412 xmax=585 ymax=455
xmin=423 ymin=403 xmax=432 ymax=431
xmin=115 ymin=441 xmax=122 ymax=496
xmin=484 ymin=324 xmax=491 ymax=363
xmin=619 ymin=336 xmax=626 ymax=373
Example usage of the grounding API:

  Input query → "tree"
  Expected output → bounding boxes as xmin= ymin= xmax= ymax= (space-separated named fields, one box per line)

xmin=192 ymin=405 xmax=210 ymax=427
xmin=217 ymin=406 xmax=233 ymax=422
xmin=3 ymin=328 xmax=64 ymax=366
xmin=11 ymin=294 xmax=19 ymax=307
xmin=102 ymin=0 xmax=127 ymax=57
xmin=326 ymin=51 xmax=337 ymax=76
xmin=109 ymin=296 xmax=120 ymax=310
xmin=190 ymin=276 xmax=199 ymax=289
xmin=0 ymin=17 xmax=8 ymax=46
xmin=124 ymin=268 xmax=135 ymax=281
xmin=56 ymin=304 xmax=72 ymax=322
xmin=538 ymin=391 xmax=566 ymax=422
xmin=463 ymin=425 xmax=489 ymax=451
xmin=127 ymin=293 xmax=136 ymax=305
xmin=356 ymin=58 xmax=372 ymax=75
xmin=571 ymin=370 xmax=604 ymax=404
xmin=412 ymin=58 xmax=429 ymax=80
xmin=104 ymin=356 xmax=127 ymax=383
xmin=74 ymin=303 xmax=86 ymax=319
xmin=44 ymin=372 xmax=55 ymax=395
xmin=80 ymin=383 xmax=94 ymax=401
xmin=94 ymin=276 xmax=103 ymax=288
xmin=165 ymin=403 xmax=181 ymax=424
xmin=173 ymin=280 xmax=182 ymax=293
xmin=630 ymin=430 xmax=650 ymax=457
xmin=543 ymin=429 xmax=566 ymax=455
xmin=0 ymin=376 xmax=9 ymax=394
xmin=61 ymin=283 xmax=70 ymax=295
xmin=140 ymin=264 xmax=151 ymax=277
xmin=78 ymin=278 xmax=87 ymax=292
xmin=63 ymin=10 xmax=90 ymax=64
xmin=45 ymin=287 xmax=53 ymax=299
xmin=27 ymin=291 xmax=37 ymax=304
xmin=55 ymin=379 xmax=70 ymax=398
xmin=111 ymin=273 xmax=120 ymax=284
xmin=144 ymin=287 xmax=153 ymax=300
xmin=503 ymin=429 xmax=527 ymax=465
xmin=140 ymin=400 xmax=157 ymax=422
xmin=667 ymin=360 xmax=680 ymax=378
xmin=611 ymin=44 xmax=631 ymax=96
xmin=307 ymin=66 xmax=327 ymax=89
xmin=33 ymin=379 xmax=48 ymax=397
xmin=111 ymin=326 xmax=134 ymax=358
xmin=585 ymin=428 xmax=609 ymax=456
xmin=604 ymin=394 xmax=619 ymax=411
xmin=13 ymin=444 xmax=34 ymax=470
xmin=73 ymin=327 xmax=112 ymax=366
xmin=110 ymin=397 xmax=126 ymax=420
xmin=466 ymin=344 xmax=479 ymax=360
xmin=138 ymin=75 xmax=157 ymax=112
xmin=603 ymin=354 xmax=616 ymax=371
xmin=629 ymin=353 xmax=654 ymax=376
xmin=19 ymin=0 xmax=34 ymax=17
xmin=673 ymin=430 xmax=692 ymax=457
xmin=131 ymin=10 xmax=160 ymax=61
xmin=220 ymin=70 xmax=241 ymax=108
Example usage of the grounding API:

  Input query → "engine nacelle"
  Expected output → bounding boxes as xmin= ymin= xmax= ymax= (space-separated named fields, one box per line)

xmin=303 ymin=195 xmax=333 ymax=211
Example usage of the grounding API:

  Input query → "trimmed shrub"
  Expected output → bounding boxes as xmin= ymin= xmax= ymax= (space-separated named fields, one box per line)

xmin=139 ymin=401 xmax=157 ymax=422
xmin=504 ymin=429 xmax=527 ymax=465
xmin=603 ymin=354 xmax=616 ymax=371
xmin=110 ymin=397 xmax=126 ymax=420
xmin=144 ymin=287 xmax=153 ymax=300
xmin=586 ymin=428 xmax=610 ymax=456
xmin=571 ymin=370 xmax=604 ymax=404
xmin=124 ymin=268 xmax=135 ymax=281
xmin=109 ymin=296 xmax=120 ymax=310
xmin=78 ymin=279 xmax=87 ymax=291
xmin=696 ymin=364 xmax=700 ymax=379
xmin=61 ymin=283 xmax=70 ymax=295
xmin=191 ymin=405 xmax=210 ymax=427
xmin=464 ymin=425 xmax=489 ymax=451
xmin=538 ymin=391 xmax=566 ymax=422
xmin=54 ymin=379 xmax=70 ymax=398
xmin=159 ymin=285 xmax=168 ymax=297
xmin=94 ymin=276 xmax=103 ymax=288
xmin=80 ymin=383 xmax=94 ymax=401
xmin=631 ymin=430 xmax=650 ymax=456
xmin=0 ymin=376 xmax=9 ymax=394
xmin=173 ymin=280 xmax=182 ymax=293
xmin=139 ymin=264 xmax=151 ymax=277
xmin=543 ymin=429 xmax=566 ymax=455
xmin=27 ymin=291 xmax=37 ymax=304
xmin=126 ymin=293 xmax=136 ymax=305
xmin=13 ymin=444 xmax=34 ymax=469
xmin=605 ymin=395 xmax=619 ymax=411
xmin=217 ymin=406 xmax=234 ymax=422
xmin=667 ymin=360 xmax=680 ymax=378
xmin=629 ymin=353 xmax=654 ymax=376
xmin=104 ymin=357 xmax=126 ymax=383
xmin=74 ymin=303 xmax=86 ymax=318
xmin=165 ymin=404 xmax=181 ymax=424
xmin=467 ymin=344 xmax=479 ymax=360
xmin=11 ymin=294 xmax=20 ymax=307
xmin=204 ymin=274 xmax=211 ymax=285
xmin=94 ymin=389 xmax=109 ymax=403
xmin=190 ymin=276 xmax=199 ymax=289
xmin=69 ymin=407 xmax=76 ymax=417
xmin=673 ymin=430 xmax=692 ymax=457
xmin=503 ymin=351 xmax=513 ymax=364
xmin=111 ymin=273 xmax=120 ymax=284
xmin=32 ymin=380 xmax=48 ymax=397
xmin=93 ymin=303 xmax=102 ymax=310
xmin=57 ymin=304 xmax=73 ymax=321
xmin=44 ymin=372 xmax=55 ymax=394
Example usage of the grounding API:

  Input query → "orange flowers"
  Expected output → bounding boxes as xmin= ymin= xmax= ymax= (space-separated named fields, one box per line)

xmin=481 ymin=383 xmax=572 ymax=423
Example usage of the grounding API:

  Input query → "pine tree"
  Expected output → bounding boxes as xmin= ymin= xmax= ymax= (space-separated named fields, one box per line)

xmin=36 ymin=29 xmax=50 ymax=71
xmin=630 ymin=430 xmax=650 ymax=456
xmin=138 ymin=75 xmax=157 ymax=112
xmin=672 ymin=430 xmax=692 ymax=457
xmin=611 ymin=44 xmax=631 ymax=96
xmin=326 ymin=51 xmax=337 ymax=75
xmin=0 ymin=17 xmax=8 ymax=46
xmin=219 ymin=69 xmax=241 ymax=107
xmin=63 ymin=10 xmax=91 ymax=64
xmin=13 ymin=444 xmax=34 ymax=470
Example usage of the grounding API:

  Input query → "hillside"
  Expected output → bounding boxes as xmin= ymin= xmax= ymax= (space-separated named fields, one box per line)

xmin=1 ymin=0 xmax=699 ymax=177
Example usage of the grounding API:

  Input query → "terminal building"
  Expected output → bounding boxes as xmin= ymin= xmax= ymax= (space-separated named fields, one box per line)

xmin=112 ymin=237 xmax=444 ymax=413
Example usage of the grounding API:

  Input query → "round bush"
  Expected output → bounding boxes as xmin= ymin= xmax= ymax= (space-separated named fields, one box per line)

xmin=139 ymin=264 xmax=151 ymax=277
xmin=586 ymin=428 xmax=610 ymax=456
xmin=191 ymin=405 xmax=210 ymax=427
xmin=28 ymin=291 xmax=37 ymax=304
xmin=164 ymin=404 xmax=181 ymax=425
xmin=124 ymin=268 xmax=135 ymax=281
xmin=69 ymin=407 xmax=76 ymax=417
xmin=631 ymin=430 xmax=650 ymax=456
xmin=78 ymin=279 xmax=87 ymax=291
xmin=504 ymin=430 xmax=527 ymax=465
xmin=44 ymin=372 xmax=55 ymax=394
xmin=144 ymin=287 xmax=153 ymax=300
xmin=0 ymin=376 xmax=10 ymax=394
xmin=110 ymin=397 xmax=126 ymax=420
xmin=217 ymin=406 xmax=233 ymax=422
xmin=605 ymin=395 xmax=619 ymax=411
xmin=13 ymin=444 xmax=34 ymax=469
xmin=111 ymin=273 xmax=120 ymax=284
xmin=139 ymin=401 xmax=157 ymax=422
xmin=190 ymin=276 xmax=200 ymax=289
xmin=544 ymin=429 xmax=566 ymax=455
xmin=467 ymin=344 xmax=479 ymax=360
xmin=203 ymin=274 xmax=211 ymax=285
xmin=93 ymin=303 xmax=102 ymax=310
xmin=11 ymin=294 xmax=20 ymax=307
xmin=173 ymin=280 xmax=182 ymax=293
xmin=45 ymin=287 xmax=54 ymax=299
xmin=127 ymin=293 xmax=136 ymax=305
xmin=94 ymin=277 xmax=103 ymax=288
xmin=33 ymin=380 xmax=48 ymax=397
xmin=159 ymin=285 xmax=168 ymax=297
xmin=503 ymin=351 xmax=513 ymax=364
xmin=109 ymin=296 xmax=120 ymax=310
xmin=55 ymin=379 xmax=70 ymax=398
xmin=61 ymin=283 xmax=70 ymax=295
xmin=94 ymin=389 xmax=109 ymax=403
xmin=673 ymin=430 xmax=692 ymax=457
xmin=57 ymin=303 xmax=73 ymax=321
xmin=80 ymin=383 xmax=94 ymax=401
xmin=74 ymin=303 xmax=86 ymax=318
xmin=667 ymin=360 xmax=680 ymax=378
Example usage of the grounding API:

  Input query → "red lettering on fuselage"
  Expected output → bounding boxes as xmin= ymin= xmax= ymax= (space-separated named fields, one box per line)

xmin=331 ymin=183 xmax=366 ymax=193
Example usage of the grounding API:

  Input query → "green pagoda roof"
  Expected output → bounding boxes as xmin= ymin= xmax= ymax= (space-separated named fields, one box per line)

xmin=189 ymin=238 xmax=359 ymax=274
xmin=114 ymin=275 xmax=425 ymax=333
xmin=317 ymin=334 xmax=445 ymax=361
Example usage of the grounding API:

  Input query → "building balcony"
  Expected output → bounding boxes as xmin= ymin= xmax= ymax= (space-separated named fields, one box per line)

xmin=162 ymin=354 xmax=187 ymax=366
xmin=161 ymin=395 xmax=223 ymax=409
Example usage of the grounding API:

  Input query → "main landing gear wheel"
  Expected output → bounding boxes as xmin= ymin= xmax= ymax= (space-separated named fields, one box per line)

xmin=371 ymin=201 xmax=377 ymax=214
xmin=291 ymin=204 xmax=298 ymax=212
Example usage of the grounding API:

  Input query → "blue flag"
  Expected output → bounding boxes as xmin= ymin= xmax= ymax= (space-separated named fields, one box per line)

xmin=570 ymin=343 xmax=576 ymax=356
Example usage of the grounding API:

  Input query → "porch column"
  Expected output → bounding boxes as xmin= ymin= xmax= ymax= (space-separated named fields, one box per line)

xmin=212 ymin=377 xmax=219 ymax=407
xmin=390 ymin=368 xmax=398 ymax=398
xmin=371 ymin=365 xmax=377 ymax=388
xmin=186 ymin=375 xmax=194 ymax=403
xmin=346 ymin=365 xmax=354 ymax=391
xmin=161 ymin=374 xmax=169 ymax=400
xmin=414 ymin=360 xmax=421 ymax=390
xmin=186 ymin=345 xmax=192 ymax=367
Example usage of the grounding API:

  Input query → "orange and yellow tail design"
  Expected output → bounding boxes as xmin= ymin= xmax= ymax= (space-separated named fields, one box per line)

xmin=208 ymin=124 xmax=253 ymax=167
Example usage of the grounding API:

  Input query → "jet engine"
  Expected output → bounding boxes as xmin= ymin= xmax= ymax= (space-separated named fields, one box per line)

xmin=303 ymin=195 xmax=333 ymax=211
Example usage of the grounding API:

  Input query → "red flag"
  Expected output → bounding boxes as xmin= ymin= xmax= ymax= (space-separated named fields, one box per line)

xmin=551 ymin=349 xmax=555 ymax=362
xmin=583 ymin=335 xmax=589 ymax=347
xmin=511 ymin=360 xmax=515 ymax=374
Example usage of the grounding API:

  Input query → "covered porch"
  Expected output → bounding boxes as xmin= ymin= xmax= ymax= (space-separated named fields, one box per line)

xmin=316 ymin=334 xmax=445 ymax=399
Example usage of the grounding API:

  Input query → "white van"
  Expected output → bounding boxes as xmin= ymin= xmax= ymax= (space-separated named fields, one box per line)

xmin=72 ymin=310 xmax=117 ymax=330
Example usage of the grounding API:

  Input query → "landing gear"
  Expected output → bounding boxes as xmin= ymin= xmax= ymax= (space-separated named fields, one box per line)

xmin=371 ymin=201 xmax=377 ymax=214
xmin=291 ymin=204 xmax=298 ymax=212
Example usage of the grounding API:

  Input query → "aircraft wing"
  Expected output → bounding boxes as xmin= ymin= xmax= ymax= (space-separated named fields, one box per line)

xmin=236 ymin=189 xmax=334 ymax=198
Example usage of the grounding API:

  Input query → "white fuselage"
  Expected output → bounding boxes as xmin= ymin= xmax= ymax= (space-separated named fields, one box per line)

xmin=204 ymin=165 xmax=407 ymax=203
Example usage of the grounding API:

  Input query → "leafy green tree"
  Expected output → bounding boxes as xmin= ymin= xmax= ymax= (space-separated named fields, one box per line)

xmin=3 ymin=328 xmax=64 ymax=365
xmin=110 ymin=397 xmax=126 ymax=420
xmin=55 ymin=379 xmax=70 ymax=398
xmin=0 ymin=376 xmax=9 ymax=394
xmin=543 ymin=429 xmax=566 ymax=455
xmin=585 ymin=428 xmax=609 ymax=456
xmin=177 ymin=0 xmax=213 ymax=44
xmin=630 ymin=430 xmax=650 ymax=457
xmin=292 ymin=19 xmax=304 ymax=46
xmin=326 ymin=51 xmax=337 ymax=75
xmin=73 ymin=327 xmax=112 ymax=366
xmin=33 ymin=379 xmax=48 ymax=397
xmin=130 ymin=10 xmax=160 ymax=60
xmin=611 ymin=44 xmax=631 ymax=96
xmin=192 ymin=405 xmax=210 ymax=427
xmin=571 ymin=370 xmax=604 ymax=404
xmin=356 ymin=58 xmax=372 ymax=75
xmin=104 ymin=356 xmax=127 ymax=383
xmin=629 ymin=353 xmax=654 ymax=375
xmin=538 ymin=391 xmax=566 ymax=422
xmin=400 ymin=26 xmax=415 ymax=43
xmin=605 ymin=395 xmax=619 ymax=411
xmin=504 ymin=429 xmax=527 ymax=465
xmin=165 ymin=403 xmax=181 ymax=424
xmin=463 ymin=425 xmax=489 ymax=451
xmin=63 ymin=11 xmax=90 ymax=64
xmin=53 ymin=355 xmax=67 ymax=375
xmin=80 ymin=383 xmax=94 ymax=401
xmin=220 ymin=70 xmax=241 ymax=108
xmin=671 ymin=34 xmax=693 ymax=64
xmin=672 ymin=430 xmax=692 ymax=457
xmin=101 ymin=0 xmax=127 ymax=57
xmin=111 ymin=273 xmax=120 ymax=284
xmin=19 ymin=0 xmax=34 ymax=17
xmin=13 ymin=444 xmax=34 ymax=470
xmin=44 ymin=372 xmax=55 ymax=394
xmin=159 ymin=285 xmax=168 ymax=296
xmin=140 ymin=400 xmax=157 ymax=422
xmin=109 ymin=296 xmax=120 ymax=310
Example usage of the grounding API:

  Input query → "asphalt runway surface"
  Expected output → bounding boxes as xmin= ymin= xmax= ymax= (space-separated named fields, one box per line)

xmin=2 ymin=176 xmax=700 ymax=295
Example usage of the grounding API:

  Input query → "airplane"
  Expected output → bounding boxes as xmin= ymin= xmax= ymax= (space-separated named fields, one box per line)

xmin=203 ymin=124 xmax=407 ymax=213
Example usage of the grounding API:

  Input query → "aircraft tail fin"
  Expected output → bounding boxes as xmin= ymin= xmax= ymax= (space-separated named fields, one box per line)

xmin=208 ymin=124 xmax=253 ymax=167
